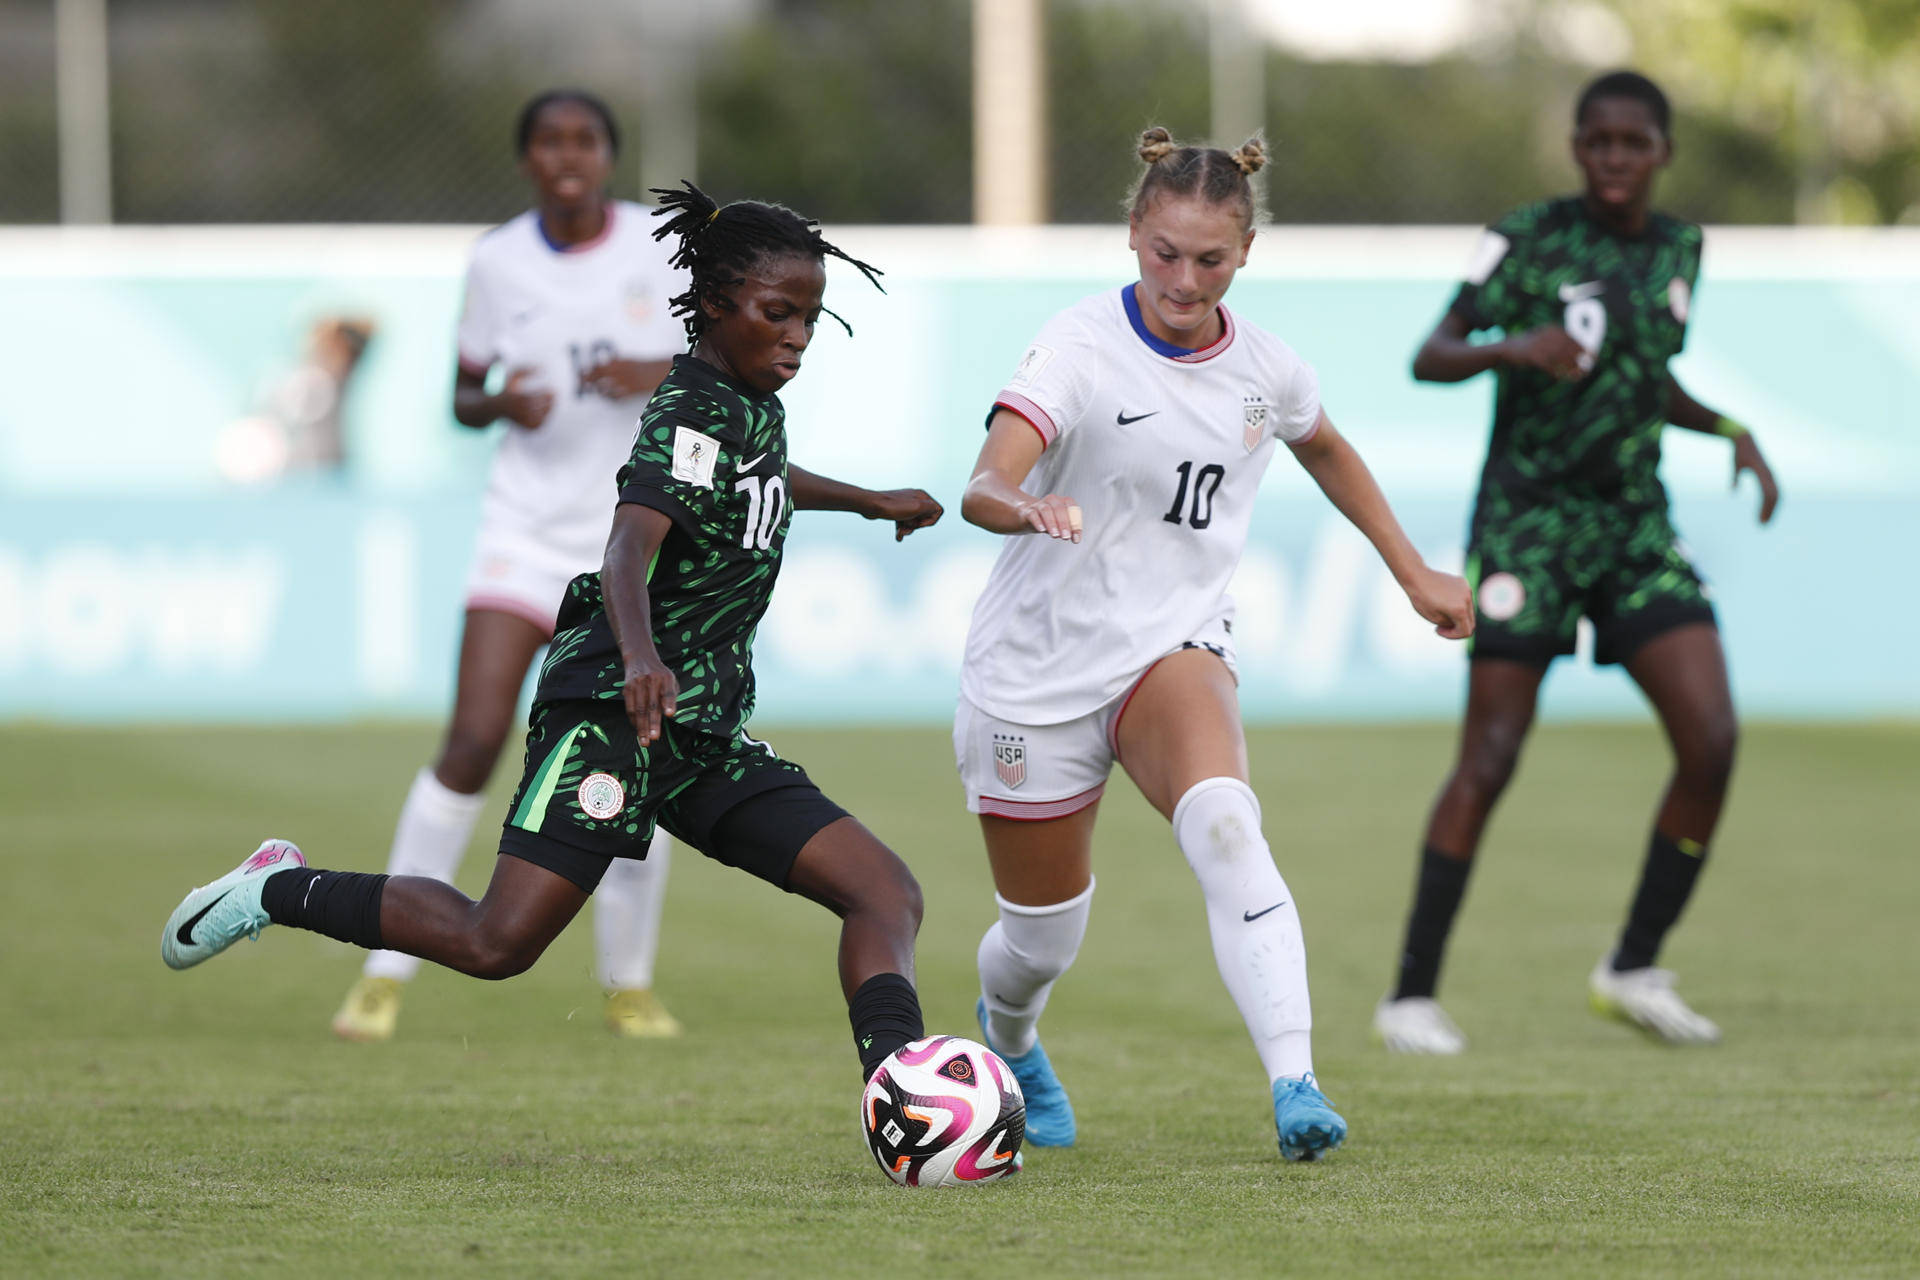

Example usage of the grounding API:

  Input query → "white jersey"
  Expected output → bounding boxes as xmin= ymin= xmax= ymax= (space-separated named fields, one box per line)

xmin=455 ymin=200 xmax=688 ymax=567
xmin=960 ymin=286 xmax=1322 ymax=725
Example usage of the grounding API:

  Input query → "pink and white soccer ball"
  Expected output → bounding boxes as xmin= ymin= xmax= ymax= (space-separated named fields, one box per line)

xmin=860 ymin=1035 xmax=1025 ymax=1187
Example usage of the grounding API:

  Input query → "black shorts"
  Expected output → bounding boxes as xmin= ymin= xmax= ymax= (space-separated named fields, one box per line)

xmin=1468 ymin=501 xmax=1717 ymax=667
xmin=497 ymin=699 xmax=849 ymax=893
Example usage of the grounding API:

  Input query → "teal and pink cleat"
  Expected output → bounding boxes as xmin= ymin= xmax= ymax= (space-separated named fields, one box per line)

xmin=161 ymin=839 xmax=306 ymax=971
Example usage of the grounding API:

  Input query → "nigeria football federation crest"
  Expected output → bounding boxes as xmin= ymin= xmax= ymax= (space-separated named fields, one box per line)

xmin=1243 ymin=397 xmax=1269 ymax=453
xmin=992 ymin=735 xmax=1027 ymax=790
xmin=578 ymin=771 xmax=626 ymax=820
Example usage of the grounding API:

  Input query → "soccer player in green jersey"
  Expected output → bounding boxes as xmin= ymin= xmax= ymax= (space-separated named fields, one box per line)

xmin=1374 ymin=71 xmax=1782 ymax=1053
xmin=163 ymin=183 xmax=951 ymax=1091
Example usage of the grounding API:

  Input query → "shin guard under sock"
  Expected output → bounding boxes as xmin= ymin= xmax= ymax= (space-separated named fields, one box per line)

xmin=262 ymin=867 xmax=388 ymax=951
xmin=848 ymin=972 xmax=925 ymax=1080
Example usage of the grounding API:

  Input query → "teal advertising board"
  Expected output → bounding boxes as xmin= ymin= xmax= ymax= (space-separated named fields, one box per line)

xmin=2 ymin=228 xmax=1914 ymax=722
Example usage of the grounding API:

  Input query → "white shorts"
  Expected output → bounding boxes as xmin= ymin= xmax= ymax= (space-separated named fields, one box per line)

xmin=954 ymin=622 xmax=1237 ymax=822
xmin=462 ymin=515 xmax=602 ymax=635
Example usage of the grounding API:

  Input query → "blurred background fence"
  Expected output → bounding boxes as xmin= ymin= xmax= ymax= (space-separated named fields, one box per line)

xmin=5 ymin=0 xmax=1918 ymax=227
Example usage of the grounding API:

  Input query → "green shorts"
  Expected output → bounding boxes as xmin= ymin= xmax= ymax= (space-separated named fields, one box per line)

xmin=498 ymin=699 xmax=845 ymax=893
xmin=1467 ymin=501 xmax=1715 ymax=667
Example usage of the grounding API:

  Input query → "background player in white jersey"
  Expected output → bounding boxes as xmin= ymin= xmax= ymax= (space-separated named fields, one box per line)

xmin=956 ymin=127 xmax=1475 ymax=1161
xmin=333 ymin=90 xmax=686 ymax=1042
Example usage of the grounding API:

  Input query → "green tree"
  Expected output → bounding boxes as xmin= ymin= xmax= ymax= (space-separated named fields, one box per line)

xmin=1598 ymin=0 xmax=1920 ymax=222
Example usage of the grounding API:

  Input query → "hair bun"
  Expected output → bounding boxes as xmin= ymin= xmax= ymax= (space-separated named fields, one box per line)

xmin=1138 ymin=126 xmax=1177 ymax=166
xmin=1230 ymin=137 xmax=1268 ymax=176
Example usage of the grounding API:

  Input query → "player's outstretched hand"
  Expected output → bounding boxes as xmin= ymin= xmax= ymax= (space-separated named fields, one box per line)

xmin=1406 ymin=566 xmax=1475 ymax=640
xmin=1733 ymin=434 xmax=1780 ymax=525
xmin=1505 ymin=326 xmax=1590 ymax=382
xmin=583 ymin=358 xmax=663 ymax=401
xmin=621 ymin=655 xmax=679 ymax=746
xmin=1016 ymin=493 xmax=1084 ymax=543
xmin=864 ymin=489 xmax=946 ymax=542
xmin=501 ymin=367 xmax=555 ymax=429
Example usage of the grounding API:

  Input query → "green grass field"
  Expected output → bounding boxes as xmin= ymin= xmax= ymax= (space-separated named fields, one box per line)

xmin=2 ymin=721 xmax=1916 ymax=1277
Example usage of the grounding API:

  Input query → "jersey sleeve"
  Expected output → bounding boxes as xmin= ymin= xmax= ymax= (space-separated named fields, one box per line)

xmin=1447 ymin=208 xmax=1533 ymax=333
xmin=616 ymin=398 xmax=725 ymax=535
xmin=453 ymin=250 xmax=499 ymax=376
xmin=1275 ymin=357 xmax=1322 ymax=445
xmin=988 ymin=309 xmax=1098 ymax=447
xmin=1670 ymin=222 xmax=1705 ymax=352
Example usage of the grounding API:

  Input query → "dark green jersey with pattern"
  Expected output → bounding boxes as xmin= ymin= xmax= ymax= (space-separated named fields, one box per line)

xmin=1451 ymin=196 xmax=1701 ymax=521
xmin=535 ymin=354 xmax=792 ymax=736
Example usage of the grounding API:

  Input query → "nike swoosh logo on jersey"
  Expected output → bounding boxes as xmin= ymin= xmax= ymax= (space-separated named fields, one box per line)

xmin=1243 ymin=901 xmax=1286 ymax=922
xmin=1557 ymin=280 xmax=1605 ymax=302
xmin=509 ymin=308 xmax=541 ymax=326
xmin=177 ymin=889 xmax=233 ymax=945
xmin=739 ymin=451 xmax=770 ymax=472
xmin=1116 ymin=410 xmax=1159 ymax=425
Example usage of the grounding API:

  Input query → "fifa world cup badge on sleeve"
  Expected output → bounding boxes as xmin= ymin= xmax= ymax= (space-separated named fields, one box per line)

xmin=672 ymin=426 xmax=721 ymax=488
xmin=1010 ymin=343 xmax=1053 ymax=386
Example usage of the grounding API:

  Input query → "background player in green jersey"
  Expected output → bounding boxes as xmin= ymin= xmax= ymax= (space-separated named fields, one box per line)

xmin=162 ymin=183 xmax=952 ymax=1097
xmin=1374 ymin=71 xmax=1782 ymax=1053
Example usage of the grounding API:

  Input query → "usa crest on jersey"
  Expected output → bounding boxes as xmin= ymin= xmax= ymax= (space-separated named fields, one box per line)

xmin=992 ymin=734 xmax=1027 ymax=789
xmin=1243 ymin=397 xmax=1269 ymax=453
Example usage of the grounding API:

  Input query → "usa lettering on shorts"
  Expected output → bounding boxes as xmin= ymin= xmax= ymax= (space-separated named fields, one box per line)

xmin=992 ymin=734 xmax=1027 ymax=790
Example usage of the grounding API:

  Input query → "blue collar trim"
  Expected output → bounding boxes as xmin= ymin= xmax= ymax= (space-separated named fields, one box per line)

xmin=1120 ymin=285 xmax=1227 ymax=360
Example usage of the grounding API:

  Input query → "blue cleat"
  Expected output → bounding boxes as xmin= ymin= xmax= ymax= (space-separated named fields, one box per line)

xmin=161 ymin=839 xmax=306 ymax=971
xmin=977 ymin=997 xmax=1076 ymax=1147
xmin=1272 ymin=1073 xmax=1346 ymax=1162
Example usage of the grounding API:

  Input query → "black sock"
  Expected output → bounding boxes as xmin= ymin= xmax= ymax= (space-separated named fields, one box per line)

xmin=260 ymin=867 xmax=388 ymax=951
xmin=1613 ymin=831 xmax=1708 ymax=971
xmin=1392 ymin=846 xmax=1474 ymax=1001
xmin=848 ymin=973 xmax=924 ymax=1080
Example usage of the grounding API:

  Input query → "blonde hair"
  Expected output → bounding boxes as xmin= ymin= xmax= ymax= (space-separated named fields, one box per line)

xmin=1127 ymin=126 xmax=1267 ymax=227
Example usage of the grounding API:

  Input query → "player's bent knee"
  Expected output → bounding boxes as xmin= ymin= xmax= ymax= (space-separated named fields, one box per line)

xmin=883 ymin=865 xmax=926 ymax=930
xmin=438 ymin=725 xmax=509 ymax=788
xmin=1460 ymin=732 xmax=1525 ymax=798
xmin=793 ymin=826 xmax=923 ymax=926
xmin=1171 ymin=777 xmax=1266 ymax=871
xmin=1681 ymin=715 xmax=1738 ymax=792
xmin=454 ymin=920 xmax=552 ymax=980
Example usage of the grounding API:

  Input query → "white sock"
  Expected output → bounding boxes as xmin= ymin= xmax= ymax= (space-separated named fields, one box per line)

xmin=363 ymin=768 xmax=487 ymax=982
xmin=1172 ymin=777 xmax=1314 ymax=1083
xmin=594 ymin=829 xmax=672 ymax=991
xmin=976 ymin=879 xmax=1095 ymax=1058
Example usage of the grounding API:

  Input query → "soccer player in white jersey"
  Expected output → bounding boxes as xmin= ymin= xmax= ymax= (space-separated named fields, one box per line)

xmin=956 ymin=128 xmax=1476 ymax=1161
xmin=332 ymin=90 xmax=687 ymax=1042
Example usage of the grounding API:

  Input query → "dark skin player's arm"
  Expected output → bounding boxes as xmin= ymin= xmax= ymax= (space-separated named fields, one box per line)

xmin=1412 ymin=309 xmax=1590 ymax=384
xmin=788 ymin=466 xmax=944 ymax=542
xmin=602 ymin=502 xmax=679 ymax=746
xmin=1663 ymin=374 xmax=1780 ymax=523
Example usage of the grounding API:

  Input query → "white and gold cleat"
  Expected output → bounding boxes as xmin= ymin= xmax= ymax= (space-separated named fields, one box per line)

xmin=605 ymin=988 xmax=683 ymax=1039
xmin=332 ymin=975 xmax=404 ymax=1042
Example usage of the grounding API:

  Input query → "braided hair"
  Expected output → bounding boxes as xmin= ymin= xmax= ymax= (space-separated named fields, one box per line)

xmin=1126 ymin=126 xmax=1268 ymax=228
xmin=649 ymin=181 xmax=883 ymax=342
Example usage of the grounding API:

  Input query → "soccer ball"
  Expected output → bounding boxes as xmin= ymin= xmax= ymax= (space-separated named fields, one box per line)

xmin=860 ymin=1035 xmax=1025 ymax=1187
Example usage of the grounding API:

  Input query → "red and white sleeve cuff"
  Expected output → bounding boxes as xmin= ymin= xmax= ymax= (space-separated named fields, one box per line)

xmin=994 ymin=392 xmax=1058 ymax=447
